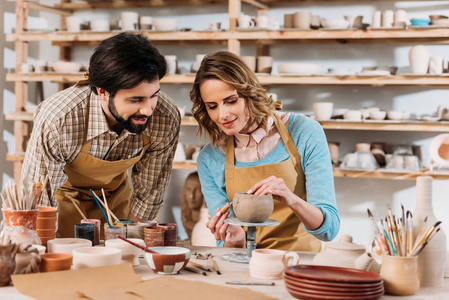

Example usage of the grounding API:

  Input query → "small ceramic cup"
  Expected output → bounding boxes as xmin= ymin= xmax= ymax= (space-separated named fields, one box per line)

xmin=249 ymin=249 xmax=299 ymax=279
xmin=313 ymin=102 xmax=334 ymax=120
xmin=121 ymin=11 xmax=139 ymax=31
xmin=144 ymin=226 xmax=165 ymax=248
xmin=256 ymin=56 xmax=273 ymax=74
xmin=81 ymin=219 xmax=100 ymax=245
xmin=284 ymin=14 xmax=294 ymax=28
xmin=241 ymin=56 xmax=256 ymax=72
xmin=39 ymin=253 xmax=73 ymax=272
xmin=380 ymin=255 xmax=419 ymax=295
xmin=344 ymin=110 xmax=362 ymax=121
xmin=293 ymin=11 xmax=312 ymax=29
xmin=105 ymin=225 xmax=127 ymax=241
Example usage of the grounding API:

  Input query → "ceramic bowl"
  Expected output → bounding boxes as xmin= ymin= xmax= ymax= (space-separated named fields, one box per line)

xmin=144 ymin=246 xmax=190 ymax=274
xmin=39 ymin=253 xmax=73 ymax=272
xmin=72 ymin=247 xmax=122 ymax=269
xmin=430 ymin=19 xmax=449 ymax=26
xmin=47 ymin=238 xmax=92 ymax=254
xmin=430 ymin=15 xmax=448 ymax=20
xmin=370 ymin=111 xmax=387 ymax=120
xmin=52 ymin=61 xmax=82 ymax=73
xmin=387 ymin=111 xmax=404 ymax=120
xmin=278 ymin=63 xmax=321 ymax=75
xmin=410 ymin=18 xmax=431 ymax=26
xmin=37 ymin=206 xmax=57 ymax=217
xmin=233 ymin=192 xmax=273 ymax=223
xmin=105 ymin=238 xmax=145 ymax=266
xmin=152 ymin=19 xmax=178 ymax=31
xmin=429 ymin=134 xmax=449 ymax=167
xmin=321 ymin=19 xmax=351 ymax=29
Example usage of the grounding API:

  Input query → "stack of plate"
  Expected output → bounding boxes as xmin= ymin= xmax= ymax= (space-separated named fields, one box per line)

xmin=283 ymin=265 xmax=384 ymax=300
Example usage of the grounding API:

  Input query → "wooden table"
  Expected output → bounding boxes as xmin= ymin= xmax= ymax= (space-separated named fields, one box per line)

xmin=1 ymin=245 xmax=448 ymax=299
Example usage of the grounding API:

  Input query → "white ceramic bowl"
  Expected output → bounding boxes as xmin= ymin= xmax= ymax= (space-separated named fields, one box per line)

xmin=31 ymin=244 xmax=46 ymax=255
xmin=52 ymin=61 xmax=82 ymax=73
xmin=321 ymin=19 xmax=351 ymax=29
xmin=144 ymin=246 xmax=190 ymax=275
xmin=72 ymin=247 xmax=122 ymax=269
xmin=105 ymin=238 xmax=145 ymax=266
xmin=387 ymin=111 xmax=404 ymax=120
xmin=47 ymin=238 xmax=92 ymax=255
xmin=278 ymin=63 xmax=321 ymax=75
xmin=370 ymin=111 xmax=387 ymax=120
xmin=152 ymin=19 xmax=178 ymax=31
xmin=429 ymin=134 xmax=449 ymax=167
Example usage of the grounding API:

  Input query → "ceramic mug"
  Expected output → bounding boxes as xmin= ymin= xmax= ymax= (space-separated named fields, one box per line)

xmin=429 ymin=57 xmax=444 ymax=75
xmin=238 ymin=15 xmax=254 ymax=29
xmin=284 ymin=14 xmax=294 ymax=28
xmin=121 ymin=11 xmax=139 ymax=31
xmin=256 ymin=15 xmax=269 ymax=28
xmin=380 ymin=255 xmax=420 ymax=295
xmin=91 ymin=19 xmax=109 ymax=32
xmin=372 ymin=11 xmax=381 ymax=28
xmin=313 ymin=102 xmax=334 ymax=120
xmin=164 ymin=55 xmax=177 ymax=75
xmin=293 ymin=11 xmax=312 ymax=29
xmin=344 ymin=110 xmax=362 ymax=121
xmin=66 ymin=16 xmax=83 ymax=32
xmin=241 ymin=56 xmax=256 ymax=72
xmin=256 ymin=56 xmax=273 ymax=73
xmin=249 ymin=249 xmax=300 ymax=279
xmin=382 ymin=10 xmax=394 ymax=28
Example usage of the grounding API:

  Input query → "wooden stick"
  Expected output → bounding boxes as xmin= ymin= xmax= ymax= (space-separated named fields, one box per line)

xmin=188 ymin=261 xmax=212 ymax=272
xmin=91 ymin=190 xmax=120 ymax=222
xmin=101 ymin=188 xmax=112 ymax=226
xmin=210 ymin=257 xmax=221 ymax=275
xmin=69 ymin=198 xmax=88 ymax=222
xmin=205 ymin=202 xmax=231 ymax=227
xmin=38 ymin=174 xmax=49 ymax=206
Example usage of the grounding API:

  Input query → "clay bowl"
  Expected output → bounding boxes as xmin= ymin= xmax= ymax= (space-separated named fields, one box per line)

xmin=232 ymin=192 xmax=273 ymax=223
xmin=37 ymin=206 xmax=57 ymax=217
xmin=144 ymin=246 xmax=190 ymax=275
xmin=52 ymin=61 xmax=82 ymax=73
xmin=152 ymin=19 xmax=178 ymax=31
xmin=36 ymin=216 xmax=57 ymax=229
xmin=105 ymin=238 xmax=145 ymax=266
xmin=47 ymin=238 xmax=92 ymax=255
xmin=39 ymin=253 xmax=73 ymax=272
xmin=72 ymin=247 xmax=121 ymax=269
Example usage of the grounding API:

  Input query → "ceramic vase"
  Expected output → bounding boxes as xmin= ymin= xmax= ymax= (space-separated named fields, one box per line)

xmin=409 ymin=45 xmax=429 ymax=74
xmin=412 ymin=176 xmax=447 ymax=288
xmin=191 ymin=208 xmax=216 ymax=247
xmin=380 ymin=255 xmax=419 ymax=295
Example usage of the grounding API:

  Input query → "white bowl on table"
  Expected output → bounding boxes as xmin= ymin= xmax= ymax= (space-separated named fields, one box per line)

xmin=47 ymin=238 xmax=92 ymax=255
xmin=105 ymin=238 xmax=145 ymax=266
xmin=72 ymin=247 xmax=122 ymax=269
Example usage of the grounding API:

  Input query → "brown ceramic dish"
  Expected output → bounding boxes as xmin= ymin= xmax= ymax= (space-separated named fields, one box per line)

xmin=284 ymin=281 xmax=384 ymax=296
xmin=285 ymin=286 xmax=383 ymax=300
xmin=232 ymin=192 xmax=273 ymax=223
xmin=283 ymin=273 xmax=383 ymax=289
xmin=283 ymin=275 xmax=384 ymax=292
xmin=284 ymin=265 xmax=382 ymax=283
xmin=144 ymin=246 xmax=190 ymax=275
xmin=39 ymin=253 xmax=72 ymax=272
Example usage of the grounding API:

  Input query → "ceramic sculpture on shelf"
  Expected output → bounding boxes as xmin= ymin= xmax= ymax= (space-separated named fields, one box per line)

xmin=180 ymin=172 xmax=204 ymax=240
xmin=412 ymin=176 xmax=447 ymax=288
xmin=409 ymin=45 xmax=430 ymax=74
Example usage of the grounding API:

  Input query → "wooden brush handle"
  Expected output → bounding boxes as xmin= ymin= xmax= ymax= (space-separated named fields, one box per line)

xmin=205 ymin=202 xmax=231 ymax=227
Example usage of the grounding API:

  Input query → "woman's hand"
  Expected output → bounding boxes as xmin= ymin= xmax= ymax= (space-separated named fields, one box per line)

xmin=247 ymin=175 xmax=296 ymax=206
xmin=207 ymin=208 xmax=246 ymax=248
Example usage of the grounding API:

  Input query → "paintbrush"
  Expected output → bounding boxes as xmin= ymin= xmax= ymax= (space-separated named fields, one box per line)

xmin=69 ymin=198 xmax=88 ymax=222
xmin=205 ymin=202 xmax=231 ymax=227
xmin=101 ymin=188 xmax=112 ymax=226
xmin=91 ymin=190 xmax=120 ymax=222
xmin=184 ymin=266 xmax=207 ymax=276
xmin=367 ymin=209 xmax=389 ymax=255
xmin=117 ymin=236 xmax=160 ymax=254
xmin=412 ymin=216 xmax=428 ymax=251
xmin=188 ymin=261 xmax=212 ymax=272
xmin=210 ymin=256 xmax=221 ymax=275
xmin=410 ymin=221 xmax=442 ymax=256
xmin=90 ymin=189 xmax=113 ymax=228
xmin=406 ymin=211 xmax=413 ymax=256
xmin=380 ymin=218 xmax=395 ymax=255
xmin=413 ymin=228 xmax=441 ymax=256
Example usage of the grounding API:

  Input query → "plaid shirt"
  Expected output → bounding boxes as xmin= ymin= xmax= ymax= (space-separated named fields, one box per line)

xmin=21 ymin=85 xmax=180 ymax=219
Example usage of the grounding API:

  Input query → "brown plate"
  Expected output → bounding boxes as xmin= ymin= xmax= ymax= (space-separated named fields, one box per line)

xmin=285 ymin=286 xmax=383 ymax=300
xmin=284 ymin=265 xmax=382 ymax=283
xmin=284 ymin=275 xmax=384 ymax=293
xmin=283 ymin=273 xmax=383 ymax=289
xmin=285 ymin=281 xmax=384 ymax=297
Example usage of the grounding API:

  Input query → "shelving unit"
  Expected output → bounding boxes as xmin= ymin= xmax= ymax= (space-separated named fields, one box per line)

xmin=5 ymin=0 xmax=449 ymax=183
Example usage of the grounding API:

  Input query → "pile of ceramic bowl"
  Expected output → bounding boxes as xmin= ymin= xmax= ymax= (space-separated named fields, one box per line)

xmin=283 ymin=265 xmax=384 ymax=299
xmin=36 ymin=206 xmax=57 ymax=247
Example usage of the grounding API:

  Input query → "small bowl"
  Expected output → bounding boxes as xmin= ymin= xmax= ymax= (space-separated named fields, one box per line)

xmin=278 ymin=63 xmax=321 ymax=75
xmin=387 ymin=111 xmax=404 ymax=120
xmin=32 ymin=244 xmax=46 ymax=254
xmin=105 ymin=238 xmax=145 ymax=266
xmin=37 ymin=206 xmax=57 ymax=217
xmin=430 ymin=19 xmax=449 ymax=26
xmin=429 ymin=15 xmax=448 ymax=20
xmin=52 ymin=61 xmax=82 ymax=73
xmin=72 ymin=247 xmax=122 ymax=269
xmin=429 ymin=134 xmax=449 ymax=167
xmin=47 ymin=238 xmax=92 ymax=254
xmin=321 ymin=19 xmax=351 ymax=29
xmin=39 ymin=253 xmax=73 ymax=272
xmin=410 ymin=18 xmax=431 ymax=26
xmin=233 ymin=192 xmax=273 ymax=223
xmin=370 ymin=111 xmax=387 ymax=120
xmin=152 ymin=19 xmax=178 ymax=31
xmin=144 ymin=246 xmax=190 ymax=275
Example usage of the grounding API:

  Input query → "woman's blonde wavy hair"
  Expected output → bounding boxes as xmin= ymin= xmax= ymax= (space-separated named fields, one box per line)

xmin=190 ymin=51 xmax=275 ymax=146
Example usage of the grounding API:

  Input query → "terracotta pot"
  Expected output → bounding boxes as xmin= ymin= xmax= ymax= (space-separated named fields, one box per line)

xmin=36 ymin=216 xmax=57 ymax=229
xmin=232 ymin=193 xmax=273 ymax=223
xmin=2 ymin=209 xmax=39 ymax=230
xmin=37 ymin=206 xmax=57 ymax=217
xmin=380 ymin=255 xmax=419 ymax=295
xmin=39 ymin=253 xmax=73 ymax=272
xmin=36 ymin=228 xmax=56 ymax=237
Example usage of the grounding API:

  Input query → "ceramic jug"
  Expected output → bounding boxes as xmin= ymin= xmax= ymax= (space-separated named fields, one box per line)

xmin=313 ymin=234 xmax=381 ymax=273
xmin=412 ymin=176 xmax=447 ymax=288
xmin=249 ymin=249 xmax=299 ymax=279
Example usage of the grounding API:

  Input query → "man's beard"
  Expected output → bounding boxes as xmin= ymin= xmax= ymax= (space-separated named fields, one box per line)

xmin=108 ymin=97 xmax=150 ymax=134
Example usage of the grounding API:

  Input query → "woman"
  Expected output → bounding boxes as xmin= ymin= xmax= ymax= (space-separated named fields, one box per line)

xmin=190 ymin=51 xmax=339 ymax=251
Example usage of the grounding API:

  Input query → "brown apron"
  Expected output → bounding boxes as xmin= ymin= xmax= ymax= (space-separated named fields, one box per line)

xmin=225 ymin=114 xmax=321 ymax=251
xmin=55 ymin=95 xmax=151 ymax=238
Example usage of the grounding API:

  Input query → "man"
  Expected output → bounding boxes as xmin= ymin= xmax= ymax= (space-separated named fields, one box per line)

xmin=21 ymin=32 xmax=181 ymax=238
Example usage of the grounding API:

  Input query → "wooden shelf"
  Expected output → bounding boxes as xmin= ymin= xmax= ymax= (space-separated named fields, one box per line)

xmin=173 ymin=161 xmax=198 ymax=170
xmin=54 ymin=0 xmax=228 ymax=10
xmin=5 ymin=112 xmax=34 ymax=121
xmin=6 ymin=153 xmax=25 ymax=162
xmin=7 ymin=28 xmax=449 ymax=44
xmin=181 ymin=117 xmax=198 ymax=126
xmin=319 ymin=120 xmax=449 ymax=132
xmin=7 ymin=73 xmax=449 ymax=87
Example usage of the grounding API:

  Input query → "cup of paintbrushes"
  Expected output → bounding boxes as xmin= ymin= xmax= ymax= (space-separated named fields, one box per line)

xmin=380 ymin=255 xmax=419 ymax=295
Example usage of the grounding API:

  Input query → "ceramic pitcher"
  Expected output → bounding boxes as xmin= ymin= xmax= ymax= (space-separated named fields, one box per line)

xmin=249 ymin=249 xmax=299 ymax=279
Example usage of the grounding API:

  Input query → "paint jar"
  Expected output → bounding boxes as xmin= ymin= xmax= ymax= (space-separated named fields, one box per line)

xmin=144 ymin=226 xmax=165 ymax=248
xmin=119 ymin=219 xmax=134 ymax=226
xmin=103 ymin=222 xmax=124 ymax=240
xmin=105 ymin=225 xmax=126 ymax=241
xmin=74 ymin=223 xmax=95 ymax=246
xmin=126 ymin=223 xmax=146 ymax=239
xmin=81 ymin=219 xmax=101 ymax=245
xmin=158 ymin=223 xmax=177 ymax=246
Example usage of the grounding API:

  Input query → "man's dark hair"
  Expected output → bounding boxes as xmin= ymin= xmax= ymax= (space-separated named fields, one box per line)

xmin=89 ymin=32 xmax=167 ymax=97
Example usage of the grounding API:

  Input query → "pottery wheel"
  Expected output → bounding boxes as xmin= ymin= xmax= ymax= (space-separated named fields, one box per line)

xmin=222 ymin=218 xmax=280 ymax=264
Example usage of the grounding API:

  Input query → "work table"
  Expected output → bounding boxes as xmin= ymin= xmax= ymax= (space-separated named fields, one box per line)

xmin=1 ymin=245 xmax=448 ymax=299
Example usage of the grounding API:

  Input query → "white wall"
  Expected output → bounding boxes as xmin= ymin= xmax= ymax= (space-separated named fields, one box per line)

xmin=2 ymin=1 xmax=449 ymax=246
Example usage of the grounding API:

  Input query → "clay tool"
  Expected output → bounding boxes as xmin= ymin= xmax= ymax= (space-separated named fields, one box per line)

xmin=90 ymin=189 xmax=113 ymax=228
xmin=413 ymin=228 xmax=441 ymax=256
xmin=188 ymin=261 xmax=212 ymax=272
xmin=101 ymin=188 xmax=112 ymax=225
xmin=91 ymin=190 xmax=120 ymax=222
xmin=69 ymin=197 xmax=88 ymax=222
xmin=117 ymin=236 xmax=159 ymax=254
xmin=412 ymin=216 xmax=428 ymax=250
xmin=184 ymin=266 xmax=207 ymax=276
xmin=406 ymin=211 xmax=413 ymax=256
xmin=410 ymin=221 xmax=441 ymax=256
xmin=226 ymin=281 xmax=275 ymax=286
xmin=380 ymin=218 xmax=396 ymax=256
xmin=205 ymin=202 xmax=231 ymax=227
xmin=367 ymin=209 xmax=389 ymax=255
xmin=210 ymin=256 xmax=221 ymax=275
